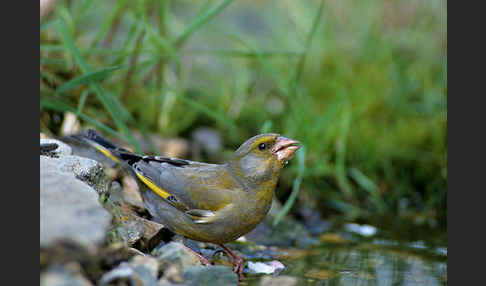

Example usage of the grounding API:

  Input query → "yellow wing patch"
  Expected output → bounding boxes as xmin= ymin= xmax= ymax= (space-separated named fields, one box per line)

xmin=135 ymin=171 xmax=171 ymax=199
xmin=93 ymin=145 xmax=120 ymax=163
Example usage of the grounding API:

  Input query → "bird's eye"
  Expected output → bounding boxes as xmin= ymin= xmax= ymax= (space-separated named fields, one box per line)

xmin=258 ymin=143 xmax=266 ymax=150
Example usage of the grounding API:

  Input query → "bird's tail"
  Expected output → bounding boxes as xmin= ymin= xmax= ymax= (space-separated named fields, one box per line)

xmin=66 ymin=129 xmax=127 ymax=164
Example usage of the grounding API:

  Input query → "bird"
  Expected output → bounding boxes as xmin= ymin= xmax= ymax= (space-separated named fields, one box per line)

xmin=67 ymin=129 xmax=301 ymax=280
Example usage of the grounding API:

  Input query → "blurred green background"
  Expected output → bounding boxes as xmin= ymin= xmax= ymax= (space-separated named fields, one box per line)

xmin=40 ymin=0 xmax=447 ymax=230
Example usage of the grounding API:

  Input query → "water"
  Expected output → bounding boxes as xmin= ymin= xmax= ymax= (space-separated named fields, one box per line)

xmin=241 ymin=225 xmax=447 ymax=285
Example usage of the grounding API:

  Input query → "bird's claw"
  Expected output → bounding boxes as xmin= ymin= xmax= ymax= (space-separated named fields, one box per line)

xmin=232 ymin=256 xmax=245 ymax=280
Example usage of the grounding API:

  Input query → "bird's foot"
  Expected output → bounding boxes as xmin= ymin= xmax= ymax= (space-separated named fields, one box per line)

xmin=219 ymin=244 xmax=245 ymax=281
xmin=232 ymin=255 xmax=245 ymax=280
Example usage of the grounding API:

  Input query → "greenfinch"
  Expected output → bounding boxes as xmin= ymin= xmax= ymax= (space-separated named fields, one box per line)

xmin=69 ymin=129 xmax=300 ymax=279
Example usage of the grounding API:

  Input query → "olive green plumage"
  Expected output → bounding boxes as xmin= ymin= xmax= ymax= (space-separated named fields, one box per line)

xmin=70 ymin=130 xmax=300 ymax=244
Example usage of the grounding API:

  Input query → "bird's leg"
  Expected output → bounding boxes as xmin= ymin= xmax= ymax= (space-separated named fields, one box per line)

xmin=183 ymin=244 xmax=212 ymax=266
xmin=219 ymin=244 xmax=245 ymax=280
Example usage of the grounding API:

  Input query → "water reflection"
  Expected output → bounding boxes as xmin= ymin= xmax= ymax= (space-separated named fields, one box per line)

xmin=245 ymin=239 xmax=446 ymax=285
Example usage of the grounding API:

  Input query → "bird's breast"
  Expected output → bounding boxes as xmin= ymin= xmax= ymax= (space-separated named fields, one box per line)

xmin=229 ymin=181 xmax=276 ymax=234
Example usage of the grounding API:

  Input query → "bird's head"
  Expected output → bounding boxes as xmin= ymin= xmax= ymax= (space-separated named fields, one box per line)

xmin=229 ymin=133 xmax=301 ymax=187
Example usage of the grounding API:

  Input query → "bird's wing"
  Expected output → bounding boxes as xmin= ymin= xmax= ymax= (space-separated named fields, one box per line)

xmin=120 ymin=152 xmax=238 ymax=215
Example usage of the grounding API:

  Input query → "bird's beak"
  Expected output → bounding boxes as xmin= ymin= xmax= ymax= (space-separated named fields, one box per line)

xmin=272 ymin=136 xmax=301 ymax=162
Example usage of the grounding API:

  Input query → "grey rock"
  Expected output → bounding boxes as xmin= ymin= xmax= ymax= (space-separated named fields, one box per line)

xmin=71 ymin=158 xmax=108 ymax=194
xmin=182 ymin=265 xmax=238 ymax=286
xmin=40 ymin=139 xmax=110 ymax=194
xmin=40 ymin=155 xmax=112 ymax=249
xmin=98 ymin=255 xmax=159 ymax=286
xmin=260 ymin=275 xmax=298 ymax=286
xmin=115 ymin=225 xmax=142 ymax=246
xmin=131 ymin=255 xmax=159 ymax=277
xmin=99 ymin=262 xmax=158 ymax=286
xmin=153 ymin=242 xmax=201 ymax=272
xmin=117 ymin=215 xmax=164 ymax=246
xmin=56 ymin=155 xmax=109 ymax=194
xmin=158 ymin=265 xmax=184 ymax=285
xmin=40 ymin=264 xmax=93 ymax=286
xmin=40 ymin=139 xmax=72 ymax=157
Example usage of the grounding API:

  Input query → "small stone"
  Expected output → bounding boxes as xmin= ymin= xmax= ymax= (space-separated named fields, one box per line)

xmin=130 ymin=255 xmax=159 ymax=278
xmin=152 ymin=242 xmax=201 ymax=272
xmin=260 ymin=275 xmax=298 ymax=286
xmin=114 ymin=204 xmax=164 ymax=246
xmin=161 ymin=265 xmax=184 ymax=284
xmin=119 ymin=215 xmax=164 ymax=246
xmin=99 ymin=261 xmax=158 ymax=286
xmin=122 ymin=175 xmax=145 ymax=209
xmin=344 ymin=223 xmax=377 ymax=237
xmin=247 ymin=260 xmax=285 ymax=275
xmin=60 ymin=112 xmax=81 ymax=136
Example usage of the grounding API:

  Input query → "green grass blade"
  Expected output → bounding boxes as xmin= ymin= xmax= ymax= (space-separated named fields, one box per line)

xmin=40 ymin=58 xmax=67 ymax=66
xmin=293 ymin=0 xmax=324 ymax=84
xmin=349 ymin=168 xmax=386 ymax=214
xmin=174 ymin=0 xmax=235 ymax=47
xmin=56 ymin=20 xmax=89 ymax=73
xmin=335 ymin=102 xmax=353 ymax=198
xmin=77 ymin=90 xmax=89 ymax=113
xmin=54 ymin=65 xmax=122 ymax=95
xmin=40 ymin=19 xmax=58 ymax=32
xmin=91 ymin=0 xmax=127 ymax=47
xmin=56 ymin=19 xmax=141 ymax=153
